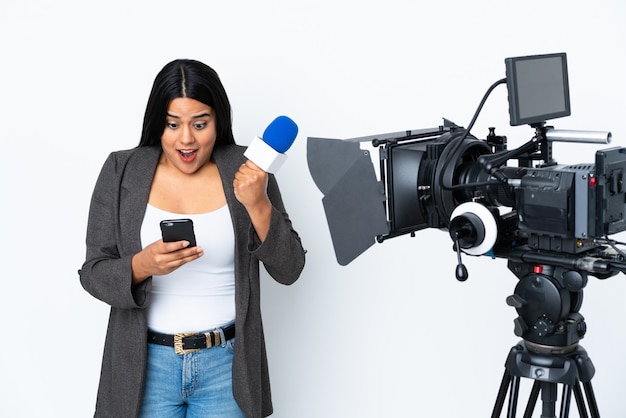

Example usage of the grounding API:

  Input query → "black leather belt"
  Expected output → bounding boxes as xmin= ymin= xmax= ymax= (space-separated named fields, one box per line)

xmin=148 ymin=324 xmax=235 ymax=355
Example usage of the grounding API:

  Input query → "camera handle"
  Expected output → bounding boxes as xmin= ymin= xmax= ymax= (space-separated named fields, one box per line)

xmin=478 ymin=135 xmax=542 ymax=180
xmin=452 ymin=234 xmax=469 ymax=281
xmin=478 ymin=123 xmax=612 ymax=181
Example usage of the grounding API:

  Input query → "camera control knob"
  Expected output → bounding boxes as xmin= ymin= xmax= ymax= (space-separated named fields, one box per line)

xmin=533 ymin=316 xmax=555 ymax=337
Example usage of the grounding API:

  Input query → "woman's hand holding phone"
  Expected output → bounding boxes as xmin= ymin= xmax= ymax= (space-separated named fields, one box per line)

xmin=130 ymin=219 xmax=203 ymax=285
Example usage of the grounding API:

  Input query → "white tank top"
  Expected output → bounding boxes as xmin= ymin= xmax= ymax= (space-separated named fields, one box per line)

xmin=140 ymin=203 xmax=236 ymax=334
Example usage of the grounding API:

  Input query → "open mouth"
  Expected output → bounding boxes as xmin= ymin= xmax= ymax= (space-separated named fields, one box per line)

xmin=178 ymin=149 xmax=198 ymax=162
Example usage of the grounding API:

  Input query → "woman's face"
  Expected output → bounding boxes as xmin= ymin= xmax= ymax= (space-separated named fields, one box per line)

xmin=160 ymin=97 xmax=217 ymax=174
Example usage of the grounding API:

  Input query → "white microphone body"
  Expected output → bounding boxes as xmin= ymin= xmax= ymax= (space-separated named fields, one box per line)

xmin=244 ymin=136 xmax=288 ymax=174
xmin=244 ymin=115 xmax=298 ymax=173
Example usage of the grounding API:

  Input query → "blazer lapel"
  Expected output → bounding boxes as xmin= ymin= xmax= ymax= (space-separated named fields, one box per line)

xmin=119 ymin=146 xmax=161 ymax=256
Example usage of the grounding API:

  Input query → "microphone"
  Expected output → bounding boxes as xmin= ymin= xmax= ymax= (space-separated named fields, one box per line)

xmin=244 ymin=116 xmax=298 ymax=173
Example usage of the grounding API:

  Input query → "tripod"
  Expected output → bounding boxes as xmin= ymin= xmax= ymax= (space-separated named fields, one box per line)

xmin=491 ymin=340 xmax=600 ymax=418
xmin=490 ymin=261 xmax=603 ymax=418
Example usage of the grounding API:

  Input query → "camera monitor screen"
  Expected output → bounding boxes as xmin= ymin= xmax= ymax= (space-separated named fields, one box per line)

xmin=505 ymin=52 xmax=571 ymax=126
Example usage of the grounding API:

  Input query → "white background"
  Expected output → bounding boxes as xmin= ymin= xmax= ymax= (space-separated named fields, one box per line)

xmin=1 ymin=1 xmax=625 ymax=417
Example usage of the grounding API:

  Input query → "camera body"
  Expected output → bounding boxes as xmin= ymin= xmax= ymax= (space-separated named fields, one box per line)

xmin=307 ymin=52 xmax=625 ymax=266
xmin=379 ymin=125 xmax=626 ymax=256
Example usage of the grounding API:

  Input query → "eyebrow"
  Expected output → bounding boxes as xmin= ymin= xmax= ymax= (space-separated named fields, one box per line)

xmin=166 ymin=112 xmax=212 ymax=119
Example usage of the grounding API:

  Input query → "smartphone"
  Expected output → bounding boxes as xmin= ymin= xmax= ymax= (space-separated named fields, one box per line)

xmin=160 ymin=219 xmax=197 ymax=247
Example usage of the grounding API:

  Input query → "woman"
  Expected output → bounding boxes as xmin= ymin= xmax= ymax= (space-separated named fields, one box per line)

xmin=79 ymin=59 xmax=306 ymax=418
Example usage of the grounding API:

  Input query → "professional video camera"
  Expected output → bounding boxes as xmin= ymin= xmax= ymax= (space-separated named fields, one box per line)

xmin=307 ymin=53 xmax=626 ymax=416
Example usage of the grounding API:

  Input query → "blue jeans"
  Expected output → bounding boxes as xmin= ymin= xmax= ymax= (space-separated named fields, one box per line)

xmin=138 ymin=337 xmax=246 ymax=418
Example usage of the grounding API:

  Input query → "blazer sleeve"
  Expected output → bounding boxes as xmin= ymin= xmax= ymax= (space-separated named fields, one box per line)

xmin=249 ymin=173 xmax=306 ymax=285
xmin=78 ymin=152 xmax=151 ymax=309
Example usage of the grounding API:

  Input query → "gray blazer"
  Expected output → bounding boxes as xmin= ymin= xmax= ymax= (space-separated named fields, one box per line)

xmin=79 ymin=144 xmax=305 ymax=417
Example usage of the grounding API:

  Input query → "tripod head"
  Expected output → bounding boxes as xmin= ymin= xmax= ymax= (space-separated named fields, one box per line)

xmin=449 ymin=227 xmax=626 ymax=354
xmin=505 ymin=261 xmax=587 ymax=350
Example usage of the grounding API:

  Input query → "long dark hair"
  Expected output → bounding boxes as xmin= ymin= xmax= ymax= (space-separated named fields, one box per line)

xmin=138 ymin=59 xmax=235 ymax=147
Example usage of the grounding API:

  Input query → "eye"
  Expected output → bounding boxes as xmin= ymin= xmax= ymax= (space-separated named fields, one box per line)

xmin=167 ymin=121 xmax=178 ymax=129
xmin=194 ymin=122 xmax=207 ymax=130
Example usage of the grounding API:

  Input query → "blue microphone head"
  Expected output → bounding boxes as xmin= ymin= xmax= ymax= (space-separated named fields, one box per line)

xmin=262 ymin=116 xmax=298 ymax=153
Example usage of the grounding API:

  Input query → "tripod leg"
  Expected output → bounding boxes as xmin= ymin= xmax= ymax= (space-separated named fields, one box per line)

xmin=508 ymin=375 xmax=521 ymax=418
xmin=573 ymin=383 xmax=589 ymax=418
xmin=492 ymin=371 xmax=512 ymax=418
xmin=582 ymin=382 xmax=601 ymax=418
xmin=523 ymin=381 xmax=541 ymax=418
xmin=560 ymin=385 xmax=572 ymax=418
